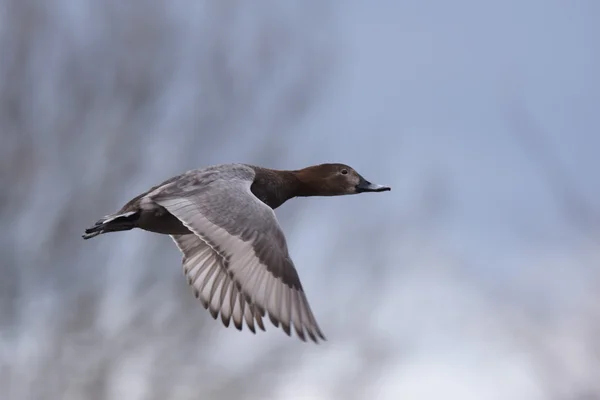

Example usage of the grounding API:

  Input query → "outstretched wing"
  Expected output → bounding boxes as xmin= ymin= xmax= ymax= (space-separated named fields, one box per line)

xmin=155 ymin=176 xmax=325 ymax=343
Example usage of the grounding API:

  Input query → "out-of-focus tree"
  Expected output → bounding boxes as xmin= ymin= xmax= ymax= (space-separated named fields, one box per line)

xmin=504 ymin=106 xmax=600 ymax=400
xmin=0 ymin=1 xmax=332 ymax=399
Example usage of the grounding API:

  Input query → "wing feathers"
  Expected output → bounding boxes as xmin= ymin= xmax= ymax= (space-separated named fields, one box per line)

xmin=164 ymin=192 xmax=325 ymax=343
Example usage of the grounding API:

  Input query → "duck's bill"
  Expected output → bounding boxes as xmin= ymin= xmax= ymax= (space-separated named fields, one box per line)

xmin=356 ymin=178 xmax=391 ymax=193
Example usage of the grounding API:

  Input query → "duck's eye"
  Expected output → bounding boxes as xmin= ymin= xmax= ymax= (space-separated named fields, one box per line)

xmin=341 ymin=169 xmax=348 ymax=175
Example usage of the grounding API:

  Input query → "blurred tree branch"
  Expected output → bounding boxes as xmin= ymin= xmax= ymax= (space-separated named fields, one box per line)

xmin=504 ymin=105 xmax=600 ymax=400
xmin=0 ymin=0 xmax=333 ymax=399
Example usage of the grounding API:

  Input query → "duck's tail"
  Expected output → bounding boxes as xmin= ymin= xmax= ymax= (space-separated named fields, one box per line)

xmin=82 ymin=211 xmax=139 ymax=240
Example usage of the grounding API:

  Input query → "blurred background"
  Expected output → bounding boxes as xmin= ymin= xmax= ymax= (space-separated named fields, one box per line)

xmin=1 ymin=0 xmax=599 ymax=399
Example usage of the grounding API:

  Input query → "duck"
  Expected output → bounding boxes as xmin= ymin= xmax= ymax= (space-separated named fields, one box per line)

xmin=83 ymin=163 xmax=390 ymax=343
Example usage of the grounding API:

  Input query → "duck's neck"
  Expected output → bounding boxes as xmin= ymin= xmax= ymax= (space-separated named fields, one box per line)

xmin=250 ymin=169 xmax=301 ymax=209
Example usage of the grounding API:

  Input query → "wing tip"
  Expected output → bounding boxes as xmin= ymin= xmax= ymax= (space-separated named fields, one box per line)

xmin=221 ymin=314 xmax=231 ymax=328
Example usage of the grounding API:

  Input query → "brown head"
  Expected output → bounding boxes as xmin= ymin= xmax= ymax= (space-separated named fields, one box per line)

xmin=292 ymin=163 xmax=391 ymax=197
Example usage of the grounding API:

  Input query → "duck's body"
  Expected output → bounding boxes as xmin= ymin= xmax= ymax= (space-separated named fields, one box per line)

xmin=83 ymin=163 xmax=390 ymax=343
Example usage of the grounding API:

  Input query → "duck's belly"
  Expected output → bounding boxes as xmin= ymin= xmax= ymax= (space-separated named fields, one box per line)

xmin=137 ymin=208 xmax=192 ymax=235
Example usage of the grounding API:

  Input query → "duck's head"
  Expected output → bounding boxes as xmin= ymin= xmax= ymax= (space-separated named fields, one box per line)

xmin=294 ymin=163 xmax=391 ymax=196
